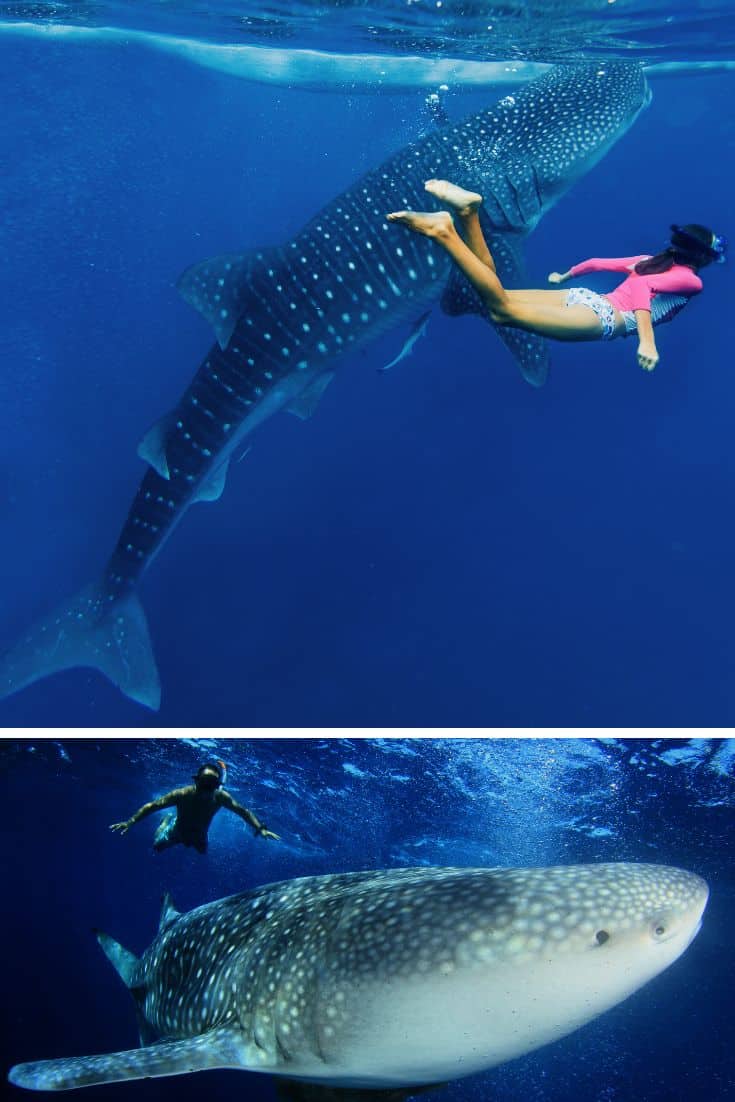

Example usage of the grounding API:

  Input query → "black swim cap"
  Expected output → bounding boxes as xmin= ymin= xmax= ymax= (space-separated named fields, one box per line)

xmin=670 ymin=224 xmax=727 ymax=264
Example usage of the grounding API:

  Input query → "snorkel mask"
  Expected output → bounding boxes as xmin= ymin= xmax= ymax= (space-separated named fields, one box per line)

xmin=670 ymin=224 xmax=727 ymax=264
xmin=194 ymin=762 xmax=223 ymax=791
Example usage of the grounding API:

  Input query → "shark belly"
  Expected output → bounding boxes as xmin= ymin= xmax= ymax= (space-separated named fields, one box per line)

xmin=312 ymin=945 xmax=686 ymax=1087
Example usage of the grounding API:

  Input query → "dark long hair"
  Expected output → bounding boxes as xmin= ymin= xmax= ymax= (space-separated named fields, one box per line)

xmin=635 ymin=224 xmax=716 ymax=275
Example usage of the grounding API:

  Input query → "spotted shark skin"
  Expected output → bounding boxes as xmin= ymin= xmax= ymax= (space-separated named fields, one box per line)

xmin=0 ymin=63 xmax=650 ymax=710
xmin=8 ymin=863 xmax=707 ymax=1097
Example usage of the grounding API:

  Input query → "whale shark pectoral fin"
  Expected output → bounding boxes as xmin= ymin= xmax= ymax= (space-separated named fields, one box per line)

xmin=440 ymin=220 xmax=527 ymax=320
xmin=286 ymin=372 xmax=335 ymax=420
xmin=192 ymin=458 xmax=231 ymax=503
xmin=137 ymin=415 xmax=174 ymax=479
xmin=492 ymin=326 xmax=549 ymax=387
xmin=275 ymin=1080 xmax=446 ymax=1102
xmin=379 ymin=311 xmax=431 ymax=372
xmin=176 ymin=249 xmax=273 ymax=349
xmin=95 ymin=931 xmax=139 ymax=988
xmin=95 ymin=930 xmax=160 ymax=1047
xmin=440 ymin=228 xmax=549 ymax=387
xmin=8 ymin=1029 xmax=248 ymax=1091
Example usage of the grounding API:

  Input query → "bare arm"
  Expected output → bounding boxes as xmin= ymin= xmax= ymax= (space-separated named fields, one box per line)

xmin=218 ymin=790 xmax=280 ymax=840
xmin=110 ymin=788 xmax=184 ymax=834
xmin=635 ymin=310 xmax=659 ymax=371
xmin=549 ymin=257 xmax=644 ymax=284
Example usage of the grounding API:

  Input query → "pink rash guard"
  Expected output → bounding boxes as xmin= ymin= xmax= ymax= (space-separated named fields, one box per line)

xmin=568 ymin=255 xmax=702 ymax=326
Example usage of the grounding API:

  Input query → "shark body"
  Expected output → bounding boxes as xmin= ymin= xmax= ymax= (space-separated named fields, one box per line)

xmin=0 ymin=64 xmax=650 ymax=710
xmin=8 ymin=863 xmax=707 ymax=1097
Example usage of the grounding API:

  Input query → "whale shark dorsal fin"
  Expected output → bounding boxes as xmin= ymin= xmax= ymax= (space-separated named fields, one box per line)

xmin=176 ymin=249 xmax=271 ymax=350
xmin=8 ymin=1028 xmax=246 ymax=1091
xmin=286 ymin=372 xmax=335 ymax=420
xmin=158 ymin=891 xmax=181 ymax=932
xmin=137 ymin=414 xmax=174 ymax=479
xmin=275 ymin=1079 xmax=445 ymax=1102
xmin=95 ymin=930 xmax=139 ymax=989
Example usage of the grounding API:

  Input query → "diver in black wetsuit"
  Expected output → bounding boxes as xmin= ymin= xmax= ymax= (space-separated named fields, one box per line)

xmin=110 ymin=760 xmax=280 ymax=855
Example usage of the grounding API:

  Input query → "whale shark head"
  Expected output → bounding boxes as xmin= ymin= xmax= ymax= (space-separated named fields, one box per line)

xmin=308 ymin=862 xmax=708 ymax=1087
xmin=459 ymin=63 xmax=651 ymax=232
xmin=521 ymin=62 xmax=651 ymax=184
xmin=8 ymin=863 xmax=707 ymax=1096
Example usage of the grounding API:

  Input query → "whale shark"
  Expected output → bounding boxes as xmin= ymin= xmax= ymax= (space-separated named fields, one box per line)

xmin=8 ymin=863 xmax=708 ymax=1097
xmin=0 ymin=63 xmax=650 ymax=710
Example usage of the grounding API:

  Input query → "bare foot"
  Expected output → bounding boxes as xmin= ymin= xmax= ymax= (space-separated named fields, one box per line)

xmin=386 ymin=210 xmax=454 ymax=237
xmin=425 ymin=179 xmax=482 ymax=216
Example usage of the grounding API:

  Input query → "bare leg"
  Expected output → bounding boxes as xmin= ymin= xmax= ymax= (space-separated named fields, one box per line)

xmin=460 ymin=210 xmax=496 ymax=272
xmin=153 ymin=813 xmax=179 ymax=852
xmin=507 ymin=289 xmax=571 ymax=306
xmin=424 ymin=179 xmax=495 ymax=271
xmin=422 ymin=181 xmax=575 ymax=300
xmin=385 ymin=209 xmax=606 ymax=342
xmin=386 ymin=210 xmax=514 ymax=312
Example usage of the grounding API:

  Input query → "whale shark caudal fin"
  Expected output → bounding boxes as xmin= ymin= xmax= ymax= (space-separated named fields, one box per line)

xmin=0 ymin=582 xmax=161 ymax=710
xmin=8 ymin=1028 xmax=246 ymax=1091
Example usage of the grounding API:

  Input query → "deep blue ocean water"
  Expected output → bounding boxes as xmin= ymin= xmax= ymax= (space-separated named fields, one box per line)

xmin=0 ymin=7 xmax=734 ymax=728
xmin=1 ymin=736 xmax=734 ymax=1102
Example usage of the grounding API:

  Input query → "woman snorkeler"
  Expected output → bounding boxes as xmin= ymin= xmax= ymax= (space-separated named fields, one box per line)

xmin=387 ymin=181 xmax=726 ymax=372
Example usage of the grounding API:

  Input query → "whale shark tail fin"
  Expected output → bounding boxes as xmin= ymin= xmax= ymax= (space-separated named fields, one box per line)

xmin=0 ymin=582 xmax=161 ymax=711
xmin=8 ymin=1029 xmax=247 ymax=1091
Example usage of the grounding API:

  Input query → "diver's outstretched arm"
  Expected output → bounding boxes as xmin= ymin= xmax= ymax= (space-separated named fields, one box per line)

xmin=109 ymin=788 xmax=182 ymax=834
xmin=218 ymin=790 xmax=280 ymax=840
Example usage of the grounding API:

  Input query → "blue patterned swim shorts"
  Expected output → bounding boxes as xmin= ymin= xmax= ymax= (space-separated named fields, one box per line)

xmin=565 ymin=287 xmax=617 ymax=341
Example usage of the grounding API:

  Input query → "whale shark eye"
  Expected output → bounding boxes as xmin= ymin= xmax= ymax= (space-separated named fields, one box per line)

xmin=654 ymin=924 xmax=666 ymax=937
xmin=595 ymin=930 xmax=610 ymax=946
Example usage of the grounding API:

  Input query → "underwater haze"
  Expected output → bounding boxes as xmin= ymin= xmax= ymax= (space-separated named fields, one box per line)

xmin=1 ymin=736 xmax=734 ymax=1102
xmin=1 ymin=3 xmax=734 ymax=727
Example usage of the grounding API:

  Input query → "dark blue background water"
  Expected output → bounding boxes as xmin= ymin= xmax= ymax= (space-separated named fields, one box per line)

xmin=0 ymin=42 xmax=733 ymax=727
xmin=1 ymin=736 xmax=733 ymax=1102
